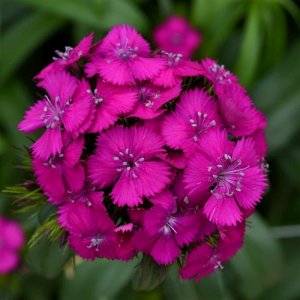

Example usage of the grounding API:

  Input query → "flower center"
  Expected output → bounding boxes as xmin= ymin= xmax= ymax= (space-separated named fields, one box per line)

xmin=66 ymin=186 xmax=96 ymax=207
xmin=87 ymin=88 xmax=104 ymax=105
xmin=189 ymin=111 xmax=216 ymax=142
xmin=161 ymin=216 xmax=177 ymax=235
xmin=115 ymin=39 xmax=139 ymax=60
xmin=43 ymin=153 xmax=64 ymax=168
xmin=41 ymin=95 xmax=69 ymax=129
xmin=209 ymin=63 xmax=231 ymax=84
xmin=53 ymin=46 xmax=73 ymax=61
xmin=138 ymin=86 xmax=160 ymax=108
xmin=208 ymin=154 xmax=249 ymax=198
xmin=114 ymin=148 xmax=144 ymax=179
xmin=161 ymin=51 xmax=182 ymax=67
xmin=87 ymin=235 xmax=104 ymax=252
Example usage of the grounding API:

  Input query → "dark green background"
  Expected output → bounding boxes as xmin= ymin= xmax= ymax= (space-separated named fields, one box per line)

xmin=1 ymin=0 xmax=300 ymax=299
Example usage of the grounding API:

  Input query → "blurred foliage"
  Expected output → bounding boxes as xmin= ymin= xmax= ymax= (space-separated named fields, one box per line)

xmin=1 ymin=0 xmax=300 ymax=299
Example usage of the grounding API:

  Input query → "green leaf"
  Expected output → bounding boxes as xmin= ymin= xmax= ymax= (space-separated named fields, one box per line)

xmin=132 ymin=255 xmax=168 ymax=291
xmin=15 ymin=0 xmax=102 ymax=28
xmin=266 ymin=87 xmax=300 ymax=155
xmin=27 ymin=235 xmax=72 ymax=278
xmin=259 ymin=3 xmax=287 ymax=71
xmin=97 ymin=0 xmax=149 ymax=32
xmin=191 ymin=0 xmax=246 ymax=56
xmin=230 ymin=214 xmax=283 ymax=299
xmin=258 ymin=239 xmax=300 ymax=300
xmin=28 ymin=216 xmax=64 ymax=248
xmin=0 ymin=12 xmax=64 ymax=83
xmin=60 ymin=259 xmax=137 ymax=300
xmin=16 ymin=0 xmax=149 ymax=32
xmin=164 ymin=265 xmax=233 ymax=300
xmin=235 ymin=1 xmax=262 ymax=87
xmin=251 ymin=41 xmax=300 ymax=155
xmin=252 ymin=40 xmax=300 ymax=113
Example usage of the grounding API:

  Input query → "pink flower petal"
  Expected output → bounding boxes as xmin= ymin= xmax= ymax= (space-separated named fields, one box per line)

xmin=203 ymin=195 xmax=243 ymax=226
xmin=0 ymin=249 xmax=19 ymax=274
xmin=18 ymin=100 xmax=46 ymax=134
xmin=32 ymin=127 xmax=63 ymax=159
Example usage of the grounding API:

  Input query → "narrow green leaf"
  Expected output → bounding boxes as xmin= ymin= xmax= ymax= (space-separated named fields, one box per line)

xmin=266 ymin=87 xmax=300 ymax=154
xmin=251 ymin=41 xmax=300 ymax=113
xmin=0 ymin=12 xmax=64 ymax=83
xmin=259 ymin=3 xmax=287 ymax=71
xmin=235 ymin=2 xmax=262 ymax=87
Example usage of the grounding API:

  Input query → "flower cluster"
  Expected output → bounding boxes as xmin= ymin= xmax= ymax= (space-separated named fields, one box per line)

xmin=0 ymin=216 xmax=24 ymax=274
xmin=19 ymin=24 xmax=268 ymax=281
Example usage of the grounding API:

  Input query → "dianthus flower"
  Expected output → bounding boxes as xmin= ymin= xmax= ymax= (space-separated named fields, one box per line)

xmin=18 ymin=71 xmax=93 ymax=159
xmin=162 ymin=89 xmax=221 ymax=156
xmin=85 ymin=25 xmax=164 ymax=85
xmin=88 ymin=125 xmax=172 ymax=207
xmin=153 ymin=16 xmax=201 ymax=58
xmin=0 ymin=216 xmax=24 ymax=274
xmin=35 ymin=33 xmax=94 ymax=80
xmin=184 ymin=129 xmax=267 ymax=226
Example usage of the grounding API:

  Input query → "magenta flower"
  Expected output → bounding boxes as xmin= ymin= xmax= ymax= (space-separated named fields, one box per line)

xmin=18 ymin=71 xmax=93 ymax=159
xmin=184 ymin=129 xmax=267 ymax=226
xmin=52 ymin=178 xmax=103 ymax=206
xmin=88 ymin=125 xmax=172 ymax=207
xmin=63 ymin=203 xmax=118 ymax=260
xmin=198 ymin=58 xmax=238 ymax=91
xmin=162 ymin=89 xmax=221 ymax=156
xmin=57 ymin=188 xmax=105 ymax=229
xmin=87 ymin=78 xmax=137 ymax=133
xmin=35 ymin=33 xmax=94 ymax=80
xmin=132 ymin=190 xmax=200 ymax=265
xmin=251 ymin=129 xmax=268 ymax=161
xmin=217 ymin=85 xmax=266 ymax=137
xmin=153 ymin=51 xmax=201 ymax=88
xmin=153 ymin=16 xmax=201 ymax=58
xmin=33 ymin=135 xmax=85 ymax=198
xmin=85 ymin=25 xmax=164 ymax=85
xmin=0 ymin=216 xmax=24 ymax=274
xmin=127 ymin=81 xmax=181 ymax=119
xmin=180 ymin=222 xmax=245 ymax=281
xmin=114 ymin=223 xmax=136 ymax=261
